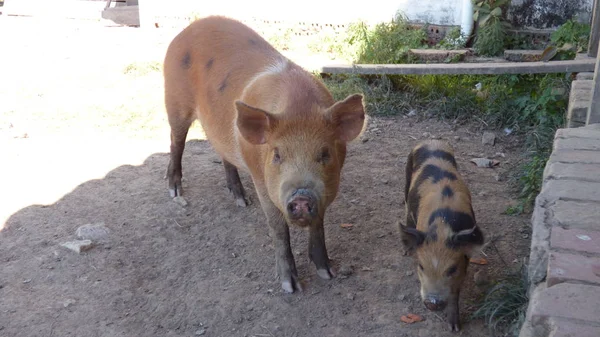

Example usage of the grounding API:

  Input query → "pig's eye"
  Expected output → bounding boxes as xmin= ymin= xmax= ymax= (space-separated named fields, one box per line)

xmin=418 ymin=263 xmax=424 ymax=271
xmin=317 ymin=148 xmax=330 ymax=164
xmin=446 ymin=264 xmax=458 ymax=277
xmin=273 ymin=148 xmax=281 ymax=164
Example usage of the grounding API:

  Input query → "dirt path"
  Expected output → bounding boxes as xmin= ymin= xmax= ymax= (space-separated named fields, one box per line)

xmin=0 ymin=17 xmax=530 ymax=337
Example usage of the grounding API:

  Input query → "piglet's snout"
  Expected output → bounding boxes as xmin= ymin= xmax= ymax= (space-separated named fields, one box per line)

xmin=286 ymin=189 xmax=318 ymax=222
xmin=424 ymin=297 xmax=447 ymax=311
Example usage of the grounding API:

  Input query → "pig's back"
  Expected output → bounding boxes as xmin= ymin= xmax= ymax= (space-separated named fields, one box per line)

xmin=163 ymin=16 xmax=284 ymax=165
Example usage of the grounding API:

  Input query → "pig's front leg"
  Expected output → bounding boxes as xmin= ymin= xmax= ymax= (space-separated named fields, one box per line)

xmin=257 ymin=190 xmax=301 ymax=293
xmin=309 ymin=220 xmax=336 ymax=280
xmin=446 ymin=292 xmax=461 ymax=332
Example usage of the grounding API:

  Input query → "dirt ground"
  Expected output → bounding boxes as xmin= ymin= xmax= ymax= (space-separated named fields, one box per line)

xmin=0 ymin=16 xmax=530 ymax=337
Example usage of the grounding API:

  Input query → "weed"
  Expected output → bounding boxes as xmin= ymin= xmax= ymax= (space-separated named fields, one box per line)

xmin=437 ymin=27 xmax=468 ymax=50
xmin=473 ymin=0 xmax=512 ymax=56
xmin=471 ymin=265 xmax=529 ymax=336
xmin=550 ymin=19 xmax=591 ymax=52
xmin=346 ymin=12 xmax=428 ymax=64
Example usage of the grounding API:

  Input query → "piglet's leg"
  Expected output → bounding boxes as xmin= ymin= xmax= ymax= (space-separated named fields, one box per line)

xmin=309 ymin=220 xmax=336 ymax=280
xmin=256 ymin=188 xmax=301 ymax=293
xmin=446 ymin=292 xmax=461 ymax=332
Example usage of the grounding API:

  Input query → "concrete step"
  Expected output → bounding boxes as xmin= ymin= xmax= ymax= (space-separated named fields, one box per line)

xmin=566 ymin=80 xmax=593 ymax=128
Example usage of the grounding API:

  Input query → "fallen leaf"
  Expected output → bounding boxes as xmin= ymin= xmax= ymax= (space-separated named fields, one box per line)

xmin=401 ymin=313 xmax=424 ymax=324
xmin=470 ymin=257 xmax=489 ymax=265
xmin=341 ymin=223 xmax=353 ymax=228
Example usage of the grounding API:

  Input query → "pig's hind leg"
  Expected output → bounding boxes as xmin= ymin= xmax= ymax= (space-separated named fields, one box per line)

xmin=165 ymin=104 xmax=194 ymax=198
xmin=223 ymin=160 xmax=249 ymax=207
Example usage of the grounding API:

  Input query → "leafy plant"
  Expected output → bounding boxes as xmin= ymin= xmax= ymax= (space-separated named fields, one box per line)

xmin=550 ymin=19 xmax=591 ymax=52
xmin=473 ymin=0 xmax=512 ymax=56
xmin=437 ymin=27 xmax=468 ymax=50
xmin=346 ymin=12 xmax=428 ymax=64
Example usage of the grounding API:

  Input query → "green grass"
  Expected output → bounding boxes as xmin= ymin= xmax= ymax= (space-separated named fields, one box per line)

xmin=471 ymin=266 xmax=529 ymax=336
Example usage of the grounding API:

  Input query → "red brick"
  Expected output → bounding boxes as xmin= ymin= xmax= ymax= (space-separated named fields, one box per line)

xmin=551 ymin=319 xmax=600 ymax=337
xmin=551 ymin=227 xmax=600 ymax=255
xmin=550 ymin=201 xmax=600 ymax=231
xmin=530 ymin=283 xmax=600 ymax=325
xmin=547 ymin=252 xmax=600 ymax=287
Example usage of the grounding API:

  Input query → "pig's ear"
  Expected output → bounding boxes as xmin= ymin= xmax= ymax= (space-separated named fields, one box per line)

xmin=399 ymin=221 xmax=426 ymax=251
xmin=235 ymin=101 xmax=275 ymax=145
xmin=326 ymin=94 xmax=366 ymax=142
xmin=448 ymin=226 xmax=485 ymax=253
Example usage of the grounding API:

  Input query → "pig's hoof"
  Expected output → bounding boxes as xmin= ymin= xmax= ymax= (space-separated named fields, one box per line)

xmin=235 ymin=197 xmax=248 ymax=207
xmin=169 ymin=187 xmax=182 ymax=198
xmin=317 ymin=267 xmax=336 ymax=280
xmin=281 ymin=279 xmax=302 ymax=293
xmin=448 ymin=320 xmax=461 ymax=332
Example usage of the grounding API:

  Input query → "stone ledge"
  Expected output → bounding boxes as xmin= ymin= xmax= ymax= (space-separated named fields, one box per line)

xmin=556 ymin=124 xmax=600 ymax=139
xmin=530 ymin=283 xmax=600 ymax=326
xmin=540 ymin=180 xmax=600 ymax=203
xmin=554 ymin=137 xmax=600 ymax=151
xmin=548 ymin=150 xmax=600 ymax=165
xmin=527 ymin=195 xmax=552 ymax=286
xmin=504 ymin=49 xmax=544 ymax=62
xmin=547 ymin=251 xmax=600 ymax=287
xmin=544 ymin=162 xmax=600 ymax=183
xmin=576 ymin=72 xmax=595 ymax=80
xmin=549 ymin=200 xmax=600 ymax=231
xmin=551 ymin=227 xmax=600 ymax=255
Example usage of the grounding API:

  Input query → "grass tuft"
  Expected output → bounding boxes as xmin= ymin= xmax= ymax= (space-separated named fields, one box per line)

xmin=471 ymin=265 xmax=530 ymax=336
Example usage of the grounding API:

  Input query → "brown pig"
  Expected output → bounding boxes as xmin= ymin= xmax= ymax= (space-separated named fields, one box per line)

xmin=399 ymin=140 xmax=484 ymax=331
xmin=162 ymin=16 xmax=366 ymax=293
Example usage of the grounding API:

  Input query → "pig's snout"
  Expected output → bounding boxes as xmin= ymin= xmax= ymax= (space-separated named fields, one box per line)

xmin=286 ymin=189 xmax=318 ymax=223
xmin=424 ymin=297 xmax=447 ymax=311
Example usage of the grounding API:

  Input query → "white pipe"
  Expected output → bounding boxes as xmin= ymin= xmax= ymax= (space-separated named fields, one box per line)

xmin=460 ymin=0 xmax=474 ymax=38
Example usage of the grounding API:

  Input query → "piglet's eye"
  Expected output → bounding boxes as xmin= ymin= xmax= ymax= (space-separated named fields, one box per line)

xmin=273 ymin=148 xmax=281 ymax=164
xmin=446 ymin=265 xmax=458 ymax=277
xmin=317 ymin=148 xmax=330 ymax=164
xmin=418 ymin=264 xmax=424 ymax=271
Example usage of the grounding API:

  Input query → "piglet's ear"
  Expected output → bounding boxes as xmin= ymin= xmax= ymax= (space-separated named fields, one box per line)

xmin=448 ymin=226 xmax=485 ymax=254
xmin=399 ymin=221 xmax=426 ymax=251
xmin=235 ymin=101 xmax=275 ymax=145
xmin=326 ymin=94 xmax=366 ymax=142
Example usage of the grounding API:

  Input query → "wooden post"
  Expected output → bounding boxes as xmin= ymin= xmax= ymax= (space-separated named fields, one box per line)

xmin=587 ymin=50 xmax=600 ymax=125
xmin=589 ymin=0 xmax=600 ymax=57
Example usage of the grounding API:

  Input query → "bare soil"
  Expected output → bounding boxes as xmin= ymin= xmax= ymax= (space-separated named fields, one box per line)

xmin=0 ymin=16 xmax=530 ymax=337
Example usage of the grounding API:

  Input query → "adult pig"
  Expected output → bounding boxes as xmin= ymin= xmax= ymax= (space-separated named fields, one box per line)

xmin=163 ymin=16 xmax=366 ymax=293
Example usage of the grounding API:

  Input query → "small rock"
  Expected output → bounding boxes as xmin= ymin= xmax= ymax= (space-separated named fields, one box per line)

xmin=339 ymin=265 xmax=354 ymax=276
xmin=482 ymin=131 xmax=496 ymax=146
xmin=173 ymin=196 xmax=188 ymax=207
xmin=361 ymin=137 xmax=369 ymax=143
xmin=381 ymin=179 xmax=389 ymax=185
xmin=195 ymin=328 xmax=206 ymax=335
xmin=470 ymin=158 xmax=500 ymax=168
xmin=430 ymin=135 xmax=441 ymax=140
xmin=495 ymin=174 xmax=502 ymax=182
xmin=63 ymin=299 xmax=76 ymax=308
xmin=494 ymin=152 xmax=506 ymax=158
xmin=522 ymin=233 xmax=529 ymax=239
xmin=211 ymin=159 xmax=222 ymax=164
xmin=346 ymin=293 xmax=355 ymax=300
xmin=76 ymin=223 xmax=110 ymax=243
xmin=397 ymin=294 xmax=407 ymax=301
xmin=407 ymin=110 xmax=417 ymax=117
xmin=60 ymin=240 xmax=94 ymax=254
xmin=453 ymin=136 xmax=460 ymax=141
xmin=422 ymin=132 xmax=431 ymax=138
xmin=478 ymin=191 xmax=487 ymax=197
xmin=23 ymin=279 xmax=32 ymax=284
xmin=405 ymin=270 xmax=414 ymax=276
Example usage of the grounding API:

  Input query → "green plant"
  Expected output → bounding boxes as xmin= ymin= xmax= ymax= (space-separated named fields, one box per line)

xmin=550 ymin=19 xmax=591 ymax=52
xmin=473 ymin=0 xmax=511 ymax=56
xmin=346 ymin=12 xmax=428 ymax=64
xmin=472 ymin=265 xmax=529 ymax=336
xmin=437 ymin=27 xmax=468 ymax=50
